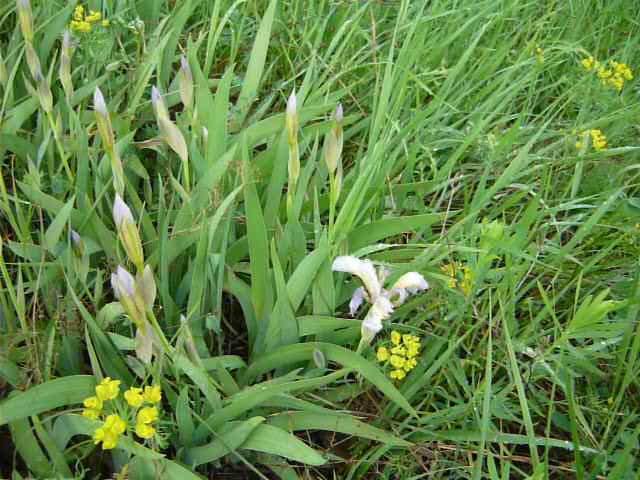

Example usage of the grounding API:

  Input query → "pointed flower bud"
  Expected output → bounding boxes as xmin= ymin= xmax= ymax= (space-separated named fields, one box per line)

xmin=112 ymin=194 xmax=144 ymax=270
xmin=94 ymin=88 xmax=124 ymax=193
xmin=59 ymin=30 xmax=74 ymax=99
xmin=111 ymin=265 xmax=147 ymax=330
xmin=112 ymin=193 xmax=134 ymax=227
xmin=16 ymin=0 xmax=34 ymax=43
xmin=178 ymin=56 xmax=193 ymax=111
xmin=285 ymin=89 xmax=300 ymax=192
xmin=70 ymin=229 xmax=85 ymax=257
xmin=151 ymin=85 xmax=189 ymax=164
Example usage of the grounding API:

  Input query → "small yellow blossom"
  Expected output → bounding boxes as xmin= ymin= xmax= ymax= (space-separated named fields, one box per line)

xmin=93 ymin=414 xmax=126 ymax=450
xmin=96 ymin=377 xmax=121 ymax=401
xmin=137 ymin=406 xmax=159 ymax=425
xmin=391 ymin=345 xmax=407 ymax=355
xmin=389 ymin=354 xmax=406 ymax=369
xmin=390 ymin=369 xmax=406 ymax=380
xmin=376 ymin=346 xmax=389 ymax=362
xmin=581 ymin=56 xmax=597 ymax=71
xmin=124 ymin=387 xmax=144 ymax=407
xmin=102 ymin=19 xmax=110 ymax=27
xmin=406 ymin=343 xmax=420 ymax=358
xmin=577 ymin=129 xmax=607 ymax=152
xmin=82 ymin=408 xmax=101 ymax=420
xmin=83 ymin=396 xmax=103 ymax=410
xmin=143 ymin=385 xmax=162 ymax=404
xmin=73 ymin=5 xmax=84 ymax=21
xmin=85 ymin=11 xmax=102 ymax=23
xmin=135 ymin=422 xmax=156 ymax=439
xmin=70 ymin=20 xmax=91 ymax=33
xmin=403 ymin=358 xmax=418 ymax=372
xmin=390 ymin=331 xmax=401 ymax=346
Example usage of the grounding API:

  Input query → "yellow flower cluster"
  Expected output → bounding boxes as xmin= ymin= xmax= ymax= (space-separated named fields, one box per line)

xmin=81 ymin=379 xmax=162 ymax=450
xmin=581 ymin=56 xmax=633 ymax=91
xmin=441 ymin=262 xmax=473 ymax=296
xmin=93 ymin=414 xmax=126 ymax=450
xmin=575 ymin=129 xmax=607 ymax=151
xmin=376 ymin=330 xmax=421 ymax=381
xmin=70 ymin=5 xmax=109 ymax=33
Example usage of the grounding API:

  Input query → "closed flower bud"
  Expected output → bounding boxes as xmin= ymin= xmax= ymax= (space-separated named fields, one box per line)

xmin=151 ymin=86 xmax=189 ymax=163
xmin=178 ymin=56 xmax=193 ymax=111
xmin=59 ymin=30 xmax=74 ymax=99
xmin=285 ymin=90 xmax=300 ymax=190
xmin=70 ymin=229 xmax=85 ymax=257
xmin=16 ymin=0 xmax=34 ymax=43
xmin=95 ymin=88 xmax=124 ymax=193
xmin=112 ymin=194 xmax=144 ymax=270
xmin=111 ymin=265 xmax=147 ymax=330
xmin=24 ymin=42 xmax=41 ymax=81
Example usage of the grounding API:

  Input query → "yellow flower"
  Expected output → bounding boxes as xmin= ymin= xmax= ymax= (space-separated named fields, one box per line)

xmin=402 ymin=334 xmax=419 ymax=346
xmin=104 ymin=414 xmax=127 ymax=435
xmin=135 ymin=422 xmax=156 ymax=439
xmin=124 ymin=387 xmax=144 ymax=407
xmin=83 ymin=396 xmax=103 ymax=410
xmin=93 ymin=415 xmax=126 ymax=450
xmin=96 ymin=377 xmax=121 ymax=401
xmin=580 ymin=56 xmax=595 ymax=71
xmin=376 ymin=346 xmax=389 ymax=362
xmin=389 ymin=354 xmax=405 ymax=369
xmin=82 ymin=408 xmax=101 ymax=420
xmin=403 ymin=358 xmax=418 ymax=372
xmin=85 ymin=11 xmax=102 ymax=23
xmin=390 ymin=331 xmax=401 ymax=346
xmin=390 ymin=369 xmax=406 ymax=380
xmin=390 ymin=345 xmax=407 ymax=356
xmin=441 ymin=263 xmax=458 ymax=288
xmin=102 ymin=19 xmax=110 ymax=27
xmin=70 ymin=20 xmax=91 ymax=33
xmin=73 ymin=5 xmax=84 ymax=21
xmin=143 ymin=385 xmax=162 ymax=404
xmin=407 ymin=343 xmax=420 ymax=357
xmin=137 ymin=406 xmax=159 ymax=425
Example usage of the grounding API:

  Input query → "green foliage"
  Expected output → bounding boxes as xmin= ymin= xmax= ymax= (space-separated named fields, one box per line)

xmin=1 ymin=0 xmax=640 ymax=478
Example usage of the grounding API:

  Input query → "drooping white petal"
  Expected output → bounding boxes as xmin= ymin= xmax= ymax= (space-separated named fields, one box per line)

xmin=349 ymin=287 xmax=366 ymax=316
xmin=332 ymin=255 xmax=382 ymax=300
xmin=112 ymin=193 xmax=134 ymax=227
xmin=389 ymin=272 xmax=429 ymax=294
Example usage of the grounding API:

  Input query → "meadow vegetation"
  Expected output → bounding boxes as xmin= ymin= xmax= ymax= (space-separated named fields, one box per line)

xmin=1 ymin=0 xmax=640 ymax=478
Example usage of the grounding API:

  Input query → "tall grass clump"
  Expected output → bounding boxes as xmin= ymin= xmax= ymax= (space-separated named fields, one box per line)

xmin=1 ymin=0 xmax=640 ymax=478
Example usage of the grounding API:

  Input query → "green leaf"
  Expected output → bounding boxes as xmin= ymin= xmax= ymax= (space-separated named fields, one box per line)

xmin=287 ymin=245 xmax=330 ymax=311
xmin=267 ymin=411 xmax=412 ymax=447
xmin=235 ymin=0 xmax=278 ymax=126
xmin=0 ymin=376 xmax=96 ymax=426
xmin=244 ymin=343 xmax=416 ymax=416
xmin=184 ymin=417 xmax=265 ymax=467
xmin=242 ymin=424 xmax=326 ymax=466
xmin=44 ymin=196 xmax=74 ymax=252
xmin=347 ymin=214 xmax=439 ymax=252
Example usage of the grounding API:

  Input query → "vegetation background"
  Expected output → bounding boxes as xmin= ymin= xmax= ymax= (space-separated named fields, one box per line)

xmin=1 ymin=0 xmax=640 ymax=478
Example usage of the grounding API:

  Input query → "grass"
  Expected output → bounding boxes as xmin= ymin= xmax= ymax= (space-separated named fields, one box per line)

xmin=1 ymin=0 xmax=640 ymax=478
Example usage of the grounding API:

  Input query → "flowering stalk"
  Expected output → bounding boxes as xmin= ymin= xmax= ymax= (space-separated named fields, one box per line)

xmin=95 ymin=88 xmax=125 ymax=194
xmin=285 ymin=90 xmax=299 ymax=219
xmin=151 ymin=86 xmax=190 ymax=191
